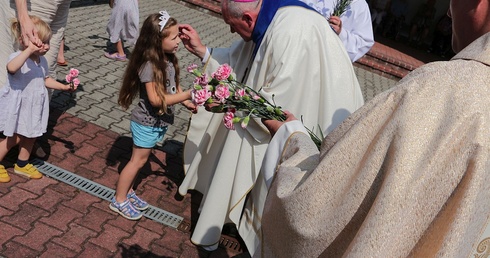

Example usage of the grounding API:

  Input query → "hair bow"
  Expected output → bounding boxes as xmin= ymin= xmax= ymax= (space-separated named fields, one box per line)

xmin=159 ymin=10 xmax=170 ymax=31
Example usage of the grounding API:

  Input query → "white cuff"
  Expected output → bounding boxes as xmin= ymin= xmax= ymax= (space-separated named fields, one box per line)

xmin=201 ymin=48 xmax=210 ymax=64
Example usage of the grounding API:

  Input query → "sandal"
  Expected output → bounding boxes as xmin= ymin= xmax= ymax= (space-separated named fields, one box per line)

xmin=104 ymin=52 xmax=127 ymax=61
xmin=57 ymin=61 xmax=68 ymax=66
xmin=127 ymin=191 xmax=149 ymax=211
xmin=109 ymin=198 xmax=142 ymax=220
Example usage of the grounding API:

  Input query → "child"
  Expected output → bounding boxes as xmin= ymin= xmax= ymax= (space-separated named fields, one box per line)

xmin=0 ymin=16 xmax=77 ymax=183
xmin=111 ymin=11 xmax=197 ymax=220
xmin=104 ymin=0 xmax=139 ymax=61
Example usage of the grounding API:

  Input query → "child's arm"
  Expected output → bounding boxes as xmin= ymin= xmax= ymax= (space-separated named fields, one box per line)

xmin=177 ymin=84 xmax=198 ymax=113
xmin=45 ymin=77 xmax=77 ymax=91
xmin=6 ymin=49 xmax=33 ymax=74
xmin=145 ymin=82 xmax=193 ymax=107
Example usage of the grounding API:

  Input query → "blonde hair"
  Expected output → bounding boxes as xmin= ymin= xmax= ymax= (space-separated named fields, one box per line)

xmin=118 ymin=13 xmax=180 ymax=114
xmin=11 ymin=15 xmax=52 ymax=44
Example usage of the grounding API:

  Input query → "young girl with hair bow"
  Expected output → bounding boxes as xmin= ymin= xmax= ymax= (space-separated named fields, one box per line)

xmin=111 ymin=11 xmax=197 ymax=220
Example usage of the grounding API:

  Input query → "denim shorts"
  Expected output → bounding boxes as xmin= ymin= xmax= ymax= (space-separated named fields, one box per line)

xmin=130 ymin=121 xmax=168 ymax=148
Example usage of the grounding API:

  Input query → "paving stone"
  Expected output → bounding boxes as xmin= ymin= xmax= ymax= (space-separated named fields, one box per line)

xmin=88 ymin=223 xmax=132 ymax=252
xmin=1 ymin=241 xmax=38 ymax=258
xmin=78 ymin=241 xmax=114 ymax=258
xmin=51 ymin=223 xmax=98 ymax=252
xmin=121 ymin=225 xmax=161 ymax=251
xmin=28 ymin=188 xmax=70 ymax=212
xmin=61 ymin=191 xmax=101 ymax=214
xmin=0 ymin=187 xmax=38 ymax=212
xmin=39 ymin=205 xmax=84 ymax=231
xmin=0 ymin=221 xmax=25 ymax=246
xmin=13 ymin=222 xmax=63 ymax=251
xmin=39 ymin=242 xmax=78 ymax=258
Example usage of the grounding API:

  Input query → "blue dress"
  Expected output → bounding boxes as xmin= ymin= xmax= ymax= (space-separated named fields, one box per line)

xmin=0 ymin=51 xmax=50 ymax=138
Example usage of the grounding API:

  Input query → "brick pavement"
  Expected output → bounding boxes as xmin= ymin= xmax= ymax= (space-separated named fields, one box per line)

xmin=0 ymin=0 xmax=399 ymax=257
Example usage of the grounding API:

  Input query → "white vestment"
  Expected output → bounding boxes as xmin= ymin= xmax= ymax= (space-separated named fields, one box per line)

xmin=258 ymin=32 xmax=490 ymax=258
xmin=300 ymin=0 xmax=374 ymax=62
xmin=179 ymin=6 xmax=364 ymax=255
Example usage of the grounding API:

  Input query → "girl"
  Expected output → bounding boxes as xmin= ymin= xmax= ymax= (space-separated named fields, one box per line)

xmin=0 ymin=16 xmax=77 ymax=183
xmin=104 ymin=0 xmax=139 ymax=61
xmin=111 ymin=11 xmax=197 ymax=220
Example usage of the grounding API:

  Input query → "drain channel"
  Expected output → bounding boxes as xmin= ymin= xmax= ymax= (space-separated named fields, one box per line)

xmin=31 ymin=158 xmax=183 ymax=229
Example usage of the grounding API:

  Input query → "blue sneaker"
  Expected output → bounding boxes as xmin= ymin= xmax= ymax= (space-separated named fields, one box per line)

xmin=127 ymin=191 xmax=149 ymax=211
xmin=109 ymin=198 xmax=142 ymax=220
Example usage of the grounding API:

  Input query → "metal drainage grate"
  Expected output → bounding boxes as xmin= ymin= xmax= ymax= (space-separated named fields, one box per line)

xmin=31 ymin=158 xmax=183 ymax=229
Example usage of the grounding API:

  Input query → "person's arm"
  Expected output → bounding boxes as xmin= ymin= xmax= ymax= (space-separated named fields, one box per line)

xmin=15 ymin=0 xmax=42 ymax=47
xmin=45 ymin=77 xmax=75 ymax=91
xmin=179 ymin=24 xmax=208 ymax=60
xmin=6 ymin=48 xmax=32 ymax=74
xmin=261 ymin=112 xmax=312 ymax=188
xmin=177 ymin=84 xmax=198 ymax=113
xmin=336 ymin=1 xmax=375 ymax=62
xmin=145 ymin=82 xmax=193 ymax=107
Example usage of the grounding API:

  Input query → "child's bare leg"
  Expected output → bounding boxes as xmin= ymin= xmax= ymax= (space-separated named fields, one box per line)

xmin=17 ymin=136 xmax=36 ymax=161
xmin=0 ymin=134 xmax=21 ymax=161
xmin=116 ymin=40 xmax=125 ymax=57
xmin=115 ymin=146 xmax=151 ymax=203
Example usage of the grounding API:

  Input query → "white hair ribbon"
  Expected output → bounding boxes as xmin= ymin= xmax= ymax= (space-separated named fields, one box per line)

xmin=159 ymin=10 xmax=170 ymax=31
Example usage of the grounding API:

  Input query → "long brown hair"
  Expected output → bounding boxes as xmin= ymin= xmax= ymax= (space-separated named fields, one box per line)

xmin=118 ymin=14 xmax=180 ymax=114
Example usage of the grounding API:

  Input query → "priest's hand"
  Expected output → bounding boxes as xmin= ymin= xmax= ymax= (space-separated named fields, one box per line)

xmin=262 ymin=111 xmax=297 ymax=137
xmin=179 ymin=24 xmax=207 ymax=59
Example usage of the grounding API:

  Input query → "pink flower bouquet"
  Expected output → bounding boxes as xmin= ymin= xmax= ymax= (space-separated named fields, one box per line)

xmin=188 ymin=63 xmax=286 ymax=130
xmin=65 ymin=68 xmax=80 ymax=90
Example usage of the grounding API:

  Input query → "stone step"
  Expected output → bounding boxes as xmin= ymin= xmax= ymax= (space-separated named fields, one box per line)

xmin=355 ymin=42 xmax=424 ymax=79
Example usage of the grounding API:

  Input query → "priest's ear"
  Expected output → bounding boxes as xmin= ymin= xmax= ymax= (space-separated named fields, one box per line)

xmin=241 ymin=12 xmax=256 ymax=29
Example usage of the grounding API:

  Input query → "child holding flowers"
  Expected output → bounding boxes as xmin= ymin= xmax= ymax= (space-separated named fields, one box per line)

xmin=112 ymin=11 xmax=197 ymax=220
xmin=0 ymin=16 xmax=78 ymax=183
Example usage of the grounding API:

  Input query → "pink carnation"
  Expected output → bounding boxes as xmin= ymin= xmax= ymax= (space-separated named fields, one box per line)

xmin=223 ymin=111 xmax=235 ymax=130
xmin=65 ymin=74 xmax=72 ymax=83
xmin=235 ymin=88 xmax=246 ymax=98
xmin=69 ymin=68 xmax=79 ymax=77
xmin=212 ymin=64 xmax=232 ymax=81
xmin=194 ymin=74 xmax=209 ymax=86
xmin=187 ymin=64 xmax=198 ymax=73
xmin=214 ymin=85 xmax=230 ymax=103
xmin=72 ymin=78 xmax=80 ymax=87
xmin=192 ymin=89 xmax=212 ymax=106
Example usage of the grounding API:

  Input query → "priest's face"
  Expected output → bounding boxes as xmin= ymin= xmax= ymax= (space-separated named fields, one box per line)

xmin=449 ymin=0 xmax=490 ymax=53
xmin=221 ymin=1 xmax=258 ymax=41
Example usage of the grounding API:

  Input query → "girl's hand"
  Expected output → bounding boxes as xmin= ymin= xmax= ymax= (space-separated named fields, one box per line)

xmin=183 ymin=100 xmax=198 ymax=114
xmin=66 ymin=83 xmax=78 ymax=92
xmin=26 ymin=40 xmax=43 ymax=54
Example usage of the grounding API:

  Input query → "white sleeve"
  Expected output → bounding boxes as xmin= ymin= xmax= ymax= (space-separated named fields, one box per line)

xmin=338 ymin=0 xmax=375 ymax=62
xmin=262 ymin=120 xmax=309 ymax=188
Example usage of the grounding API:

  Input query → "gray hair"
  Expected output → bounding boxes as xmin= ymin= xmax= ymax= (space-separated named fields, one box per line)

xmin=222 ymin=0 xmax=261 ymax=18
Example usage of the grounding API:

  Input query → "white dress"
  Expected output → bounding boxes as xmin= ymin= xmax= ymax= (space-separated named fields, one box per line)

xmin=106 ymin=0 xmax=139 ymax=45
xmin=0 ymin=52 xmax=50 ymax=138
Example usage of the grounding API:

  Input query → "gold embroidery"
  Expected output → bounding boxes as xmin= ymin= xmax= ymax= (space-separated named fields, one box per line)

xmin=474 ymin=237 xmax=490 ymax=258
